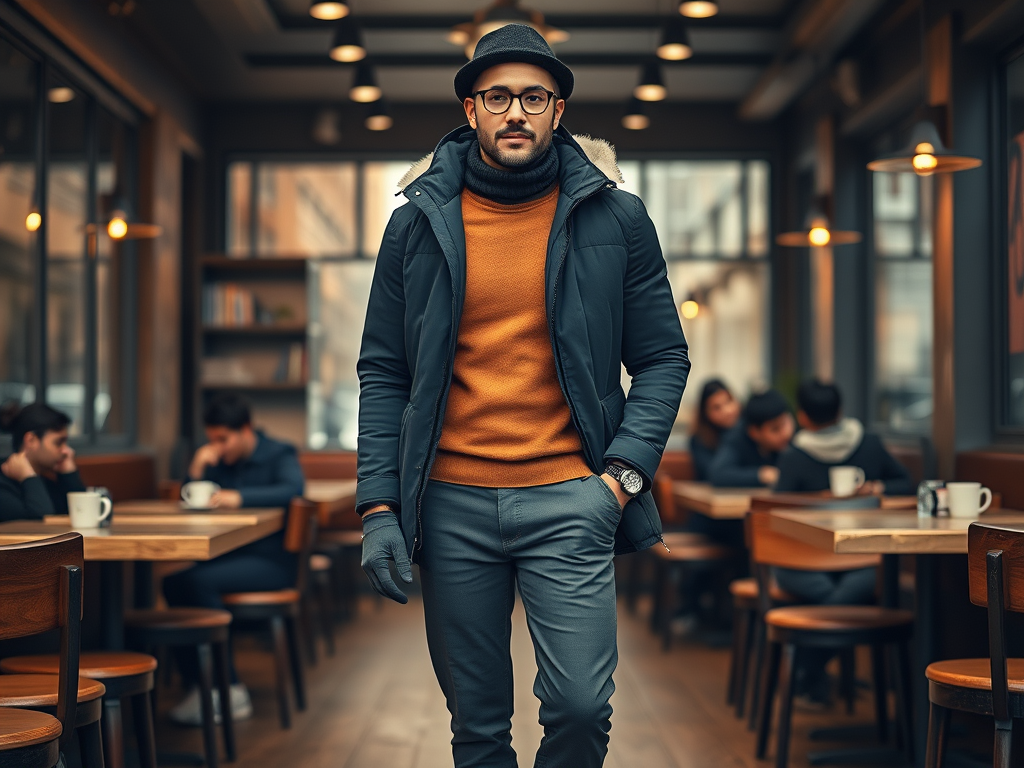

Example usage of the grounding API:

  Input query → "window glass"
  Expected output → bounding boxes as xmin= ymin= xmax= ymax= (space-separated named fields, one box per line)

xmin=226 ymin=161 xmax=251 ymax=257
xmin=0 ymin=38 xmax=38 ymax=406
xmin=873 ymin=172 xmax=933 ymax=435
xmin=1006 ymin=54 xmax=1024 ymax=427
xmin=46 ymin=76 xmax=87 ymax=435
xmin=256 ymin=163 xmax=357 ymax=257
xmin=362 ymin=161 xmax=412 ymax=258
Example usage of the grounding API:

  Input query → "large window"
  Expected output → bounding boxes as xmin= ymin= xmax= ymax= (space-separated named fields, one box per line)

xmin=872 ymin=171 xmax=933 ymax=436
xmin=0 ymin=29 xmax=138 ymax=446
xmin=1005 ymin=52 xmax=1024 ymax=430
xmin=225 ymin=157 xmax=771 ymax=450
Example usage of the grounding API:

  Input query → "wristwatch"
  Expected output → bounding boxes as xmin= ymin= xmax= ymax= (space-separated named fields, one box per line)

xmin=604 ymin=462 xmax=643 ymax=496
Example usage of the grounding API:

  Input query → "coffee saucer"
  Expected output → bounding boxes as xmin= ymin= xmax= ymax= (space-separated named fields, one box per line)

xmin=179 ymin=502 xmax=216 ymax=512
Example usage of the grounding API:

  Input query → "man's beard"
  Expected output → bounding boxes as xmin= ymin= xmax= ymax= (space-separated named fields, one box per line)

xmin=477 ymin=121 xmax=553 ymax=169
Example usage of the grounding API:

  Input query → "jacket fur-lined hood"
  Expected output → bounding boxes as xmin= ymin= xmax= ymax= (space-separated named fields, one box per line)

xmin=397 ymin=133 xmax=623 ymax=192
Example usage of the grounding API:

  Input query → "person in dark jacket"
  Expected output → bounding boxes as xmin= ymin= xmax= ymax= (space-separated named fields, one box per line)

xmin=689 ymin=379 xmax=741 ymax=482
xmin=0 ymin=401 xmax=84 ymax=521
xmin=356 ymin=25 xmax=689 ymax=768
xmin=774 ymin=379 xmax=914 ymax=495
xmin=708 ymin=389 xmax=794 ymax=488
xmin=163 ymin=393 xmax=305 ymax=727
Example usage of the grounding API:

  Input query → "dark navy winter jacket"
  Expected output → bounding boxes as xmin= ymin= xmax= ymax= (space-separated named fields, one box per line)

xmin=198 ymin=431 xmax=305 ymax=509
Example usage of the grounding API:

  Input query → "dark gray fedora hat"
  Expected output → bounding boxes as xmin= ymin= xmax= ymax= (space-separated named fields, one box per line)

xmin=454 ymin=23 xmax=574 ymax=101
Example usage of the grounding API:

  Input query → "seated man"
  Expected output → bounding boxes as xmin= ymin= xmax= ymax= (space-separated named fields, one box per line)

xmin=708 ymin=389 xmax=794 ymax=489
xmin=163 ymin=393 xmax=305 ymax=726
xmin=0 ymin=402 xmax=84 ymax=521
xmin=774 ymin=379 xmax=914 ymax=495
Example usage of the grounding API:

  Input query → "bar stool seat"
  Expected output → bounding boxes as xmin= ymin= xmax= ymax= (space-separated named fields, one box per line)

xmin=0 ymin=675 xmax=105 ymax=708
xmin=223 ymin=589 xmax=300 ymax=606
xmin=1 ymin=652 xmax=156 ymax=680
xmin=926 ymin=658 xmax=1024 ymax=693
xmin=765 ymin=606 xmax=914 ymax=632
xmin=309 ymin=554 xmax=331 ymax=572
xmin=0 ymin=708 xmax=62 ymax=768
xmin=124 ymin=608 xmax=235 ymax=768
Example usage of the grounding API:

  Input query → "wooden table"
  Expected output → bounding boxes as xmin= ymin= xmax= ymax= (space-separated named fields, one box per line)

xmin=304 ymin=479 xmax=357 ymax=528
xmin=766 ymin=507 xmax=1024 ymax=767
xmin=673 ymin=481 xmax=761 ymax=520
xmin=753 ymin=492 xmax=918 ymax=512
xmin=0 ymin=510 xmax=284 ymax=649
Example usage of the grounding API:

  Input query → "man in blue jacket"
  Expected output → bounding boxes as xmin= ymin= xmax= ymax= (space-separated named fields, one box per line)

xmin=163 ymin=393 xmax=305 ymax=726
xmin=708 ymin=390 xmax=794 ymax=488
xmin=356 ymin=25 xmax=689 ymax=768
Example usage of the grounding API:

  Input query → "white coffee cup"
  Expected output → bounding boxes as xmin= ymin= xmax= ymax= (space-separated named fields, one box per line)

xmin=945 ymin=482 xmax=993 ymax=518
xmin=181 ymin=481 xmax=220 ymax=509
xmin=67 ymin=492 xmax=113 ymax=528
xmin=829 ymin=466 xmax=866 ymax=498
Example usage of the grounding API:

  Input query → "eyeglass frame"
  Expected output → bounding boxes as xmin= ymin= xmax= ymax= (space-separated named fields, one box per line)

xmin=470 ymin=86 xmax=557 ymax=115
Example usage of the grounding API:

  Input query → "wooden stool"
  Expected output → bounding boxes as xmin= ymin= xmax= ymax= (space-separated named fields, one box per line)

xmin=0 ymin=708 xmax=63 ymax=768
xmin=308 ymin=553 xmax=336 ymax=659
xmin=747 ymin=511 xmax=914 ymax=768
xmin=0 ymin=652 xmax=157 ymax=768
xmin=0 ymin=533 xmax=103 ymax=768
xmin=316 ymin=529 xmax=371 ymax=616
xmin=924 ymin=522 xmax=1024 ymax=768
xmin=124 ymin=608 xmax=235 ymax=768
xmin=651 ymin=533 xmax=736 ymax=650
xmin=220 ymin=498 xmax=318 ymax=729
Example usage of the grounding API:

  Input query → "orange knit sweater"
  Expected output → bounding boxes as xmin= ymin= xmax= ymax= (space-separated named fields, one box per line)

xmin=426 ymin=185 xmax=592 ymax=487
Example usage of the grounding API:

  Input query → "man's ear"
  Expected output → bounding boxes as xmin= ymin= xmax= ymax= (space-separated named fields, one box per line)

xmin=553 ymin=98 xmax=564 ymax=130
xmin=21 ymin=432 xmax=39 ymax=452
xmin=464 ymin=96 xmax=478 ymax=128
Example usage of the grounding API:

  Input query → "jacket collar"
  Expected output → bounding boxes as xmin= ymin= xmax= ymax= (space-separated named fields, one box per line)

xmin=397 ymin=124 xmax=622 ymax=207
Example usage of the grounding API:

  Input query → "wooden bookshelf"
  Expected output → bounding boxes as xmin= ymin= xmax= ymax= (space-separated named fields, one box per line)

xmin=202 ymin=324 xmax=307 ymax=336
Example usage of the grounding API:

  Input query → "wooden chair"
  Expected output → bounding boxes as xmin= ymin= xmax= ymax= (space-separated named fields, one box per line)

xmin=220 ymin=498 xmax=317 ymax=729
xmin=307 ymin=553 xmax=336 ymax=658
xmin=924 ymin=521 xmax=1024 ymax=768
xmin=0 ymin=533 xmax=104 ymax=768
xmin=749 ymin=508 xmax=915 ymax=768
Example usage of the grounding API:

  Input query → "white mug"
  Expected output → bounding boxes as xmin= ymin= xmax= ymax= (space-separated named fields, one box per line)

xmin=181 ymin=481 xmax=220 ymax=509
xmin=67 ymin=492 xmax=113 ymax=528
xmin=829 ymin=466 xmax=866 ymax=498
xmin=946 ymin=482 xmax=993 ymax=518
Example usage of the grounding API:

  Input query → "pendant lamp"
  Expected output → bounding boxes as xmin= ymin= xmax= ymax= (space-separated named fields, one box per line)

xmin=330 ymin=17 xmax=366 ymax=62
xmin=776 ymin=200 xmax=861 ymax=248
xmin=622 ymin=98 xmax=650 ymax=130
xmin=365 ymin=100 xmax=393 ymax=131
xmin=634 ymin=61 xmax=667 ymax=102
xmin=309 ymin=1 xmax=349 ymax=20
xmin=657 ymin=17 xmax=693 ymax=61
xmin=350 ymin=63 xmax=382 ymax=103
xmin=679 ymin=1 xmax=718 ymax=18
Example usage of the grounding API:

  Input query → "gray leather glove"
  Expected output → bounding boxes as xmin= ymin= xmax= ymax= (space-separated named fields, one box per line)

xmin=360 ymin=510 xmax=413 ymax=604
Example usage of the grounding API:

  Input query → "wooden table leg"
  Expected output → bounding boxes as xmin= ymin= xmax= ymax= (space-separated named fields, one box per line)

xmin=100 ymin=560 xmax=126 ymax=650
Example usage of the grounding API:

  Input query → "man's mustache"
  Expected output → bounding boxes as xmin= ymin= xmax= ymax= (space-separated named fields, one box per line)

xmin=495 ymin=126 xmax=536 ymax=140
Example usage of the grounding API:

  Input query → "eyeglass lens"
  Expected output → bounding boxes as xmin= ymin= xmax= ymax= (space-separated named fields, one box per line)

xmin=481 ymin=89 xmax=551 ymax=115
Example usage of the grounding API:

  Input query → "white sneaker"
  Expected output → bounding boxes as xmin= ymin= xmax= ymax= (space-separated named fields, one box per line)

xmin=169 ymin=684 xmax=253 ymax=726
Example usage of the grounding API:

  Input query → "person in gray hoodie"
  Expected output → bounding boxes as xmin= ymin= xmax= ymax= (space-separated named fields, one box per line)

xmin=774 ymin=379 xmax=914 ymax=496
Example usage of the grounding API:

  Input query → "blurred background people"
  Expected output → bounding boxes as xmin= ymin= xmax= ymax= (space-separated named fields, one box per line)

xmin=0 ymin=401 xmax=84 ymax=521
xmin=709 ymin=389 xmax=794 ymax=488
xmin=689 ymin=379 xmax=741 ymax=482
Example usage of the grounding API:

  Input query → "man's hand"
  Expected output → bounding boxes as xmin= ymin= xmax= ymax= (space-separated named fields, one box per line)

xmin=55 ymin=447 xmax=77 ymax=475
xmin=758 ymin=466 xmax=780 ymax=487
xmin=209 ymin=489 xmax=243 ymax=509
xmin=599 ymin=473 xmax=629 ymax=509
xmin=189 ymin=444 xmax=222 ymax=480
xmin=360 ymin=510 xmax=413 ymax=604
xmin=858 ymin=480 xmax=885 ymax=496
xmin=1 ymin=452 xmax=37 ymax=483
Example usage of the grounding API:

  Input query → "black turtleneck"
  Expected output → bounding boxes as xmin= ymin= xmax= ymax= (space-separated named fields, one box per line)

xmin=464 ymin=138 xmax=560 ymax=205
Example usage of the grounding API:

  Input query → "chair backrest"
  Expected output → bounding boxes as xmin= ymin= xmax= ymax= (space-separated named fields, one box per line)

xmin=966 ymin=522 xmax=1024 ymax=727
xmin=284 ymin=497 xmax=319 ymax=593
xmin=0 ymin=533 xmax=84 ymax=747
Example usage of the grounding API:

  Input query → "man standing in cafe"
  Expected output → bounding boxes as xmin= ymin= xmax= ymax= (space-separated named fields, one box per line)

xmin=356 ymin=24 xmax=689 ymax=768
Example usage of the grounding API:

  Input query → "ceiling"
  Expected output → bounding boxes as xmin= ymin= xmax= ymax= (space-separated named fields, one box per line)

xmin=117 ymin=0 xmax=805 ymax=106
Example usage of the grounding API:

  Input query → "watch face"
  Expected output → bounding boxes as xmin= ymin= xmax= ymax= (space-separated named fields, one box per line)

xmin=621 ymin=469 xmax=643 ymax=495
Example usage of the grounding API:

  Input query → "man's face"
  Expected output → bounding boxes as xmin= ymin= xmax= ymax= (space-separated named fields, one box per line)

xmin=23 ymin=428 xmax=70 ymax=472
xmin=204 ymin=425 xmax=252 ymax=465
xmin=748 ymin=413 xmax=795 ymax=454
xmin=463 ymin=62 xmax=565 ymax=170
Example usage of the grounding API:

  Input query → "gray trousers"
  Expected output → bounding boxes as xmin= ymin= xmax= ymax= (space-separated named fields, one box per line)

xmin=417 ymin=474 xmax=620 ymax=768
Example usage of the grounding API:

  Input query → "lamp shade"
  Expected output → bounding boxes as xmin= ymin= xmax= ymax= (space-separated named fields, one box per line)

xmin=329 ymin=17 xmax=366 ymax=62
xmin=365 ymin=100 xmax=393 ymax=131
xmin=309 ymin=0 xmax=348 ymax=20
xmin=350 ymin=63 xmax=382 ymax=102
xmin=622 ymin=97 xmax=650 ymax=130
xmin=634 ymin=61 xmax=666 ymax=102
xmin=657 ymin=16 xmax=693 ymax=60
xmin=866 ymin=120 xmax=982 ymax=176
xmin=679 ymin=1 xmax=718 ymax=18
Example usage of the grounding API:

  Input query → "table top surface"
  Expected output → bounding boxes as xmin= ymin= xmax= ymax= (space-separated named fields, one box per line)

xmin=0 ymin=510 xmax=284 ymax=561
xmin=673 ymin=481 xmax=762 ymax=519
xmin=769 ymin=508 xmax=1024 ymax=554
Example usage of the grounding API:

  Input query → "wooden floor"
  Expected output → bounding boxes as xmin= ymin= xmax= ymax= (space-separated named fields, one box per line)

xmin=153 ymin=590 xmax=892 ymax=768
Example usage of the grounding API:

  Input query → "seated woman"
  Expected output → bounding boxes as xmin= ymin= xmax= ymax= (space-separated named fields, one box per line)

xmin=689 ymin=379 xmax=741 ymax=482
xmin=0 ymin=401 xmax=84 ymax=521
xmin=163 ymin=393 xmax=305 ymax=726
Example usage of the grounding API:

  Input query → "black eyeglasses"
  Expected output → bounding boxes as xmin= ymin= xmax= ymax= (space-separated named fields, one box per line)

xmin=471 ymin=87 xmax=556 ymax=115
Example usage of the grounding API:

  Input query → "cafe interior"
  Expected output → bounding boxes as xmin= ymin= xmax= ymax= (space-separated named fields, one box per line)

xmin=4 ymin=0 xmax=1024 ymax=766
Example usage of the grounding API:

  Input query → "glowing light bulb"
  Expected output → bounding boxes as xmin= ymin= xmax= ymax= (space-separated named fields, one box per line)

xmin=681 ymin=300 xmax=699 ymax=319
xmin=808 ymin=227 xmax=831 ymax=246
xmin=107 ymin=215 xmax=128 ymax=239
xmin=309 ymin=1 xmax=348 ymax=20
xmin=622 ymin=114 xmax=650 ymax=130
xmin=634 ymin=83 xmax=667 ymax=102
xmin=365 ymin=114 xmax=393 ymax=131
xmin=657 ymin=42 xmax=692 ymax=61
xmin=679 ymin=1 xmax=718 ymax=18
xmin=25 ymin=211 xmax=41 ymax=232
xmin=913 ymin=153 xmax=937 ymax=173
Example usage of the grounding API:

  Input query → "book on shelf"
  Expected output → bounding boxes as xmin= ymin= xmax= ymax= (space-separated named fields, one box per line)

xmin=273 ymin=342 xmax=307 ymax=385
xmin=202 ymin=282 xmax=280 ymax=327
